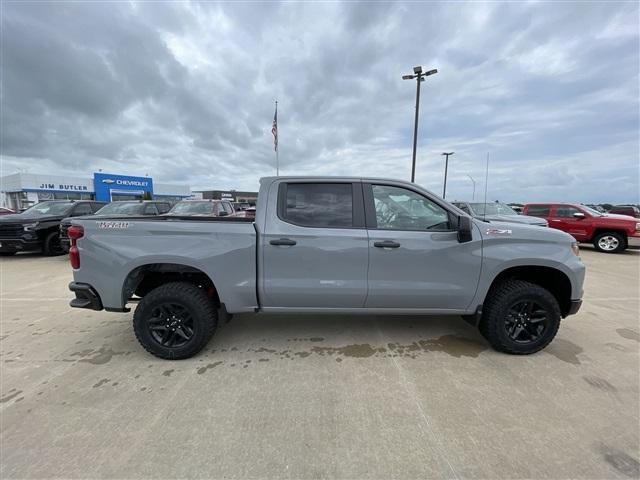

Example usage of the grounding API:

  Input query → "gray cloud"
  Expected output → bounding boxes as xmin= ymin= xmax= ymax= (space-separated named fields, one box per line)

xmin=1 ymin=1 xmax=638 ymax=203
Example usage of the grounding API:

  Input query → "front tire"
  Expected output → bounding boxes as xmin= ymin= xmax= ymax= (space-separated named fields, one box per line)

xmin=43 ymin=231 xmax=64 ymax=256
xmin=593 ymin=231 xmax=626 ymax=253
xmin=479 ymin=280 xmax=561 ymax=355
xmin=133 ymin=282 xmax=218 ymax=359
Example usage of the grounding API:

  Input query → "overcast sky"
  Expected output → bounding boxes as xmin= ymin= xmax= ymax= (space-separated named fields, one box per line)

xmin=1 ymin=1 xmax=638 ymax=203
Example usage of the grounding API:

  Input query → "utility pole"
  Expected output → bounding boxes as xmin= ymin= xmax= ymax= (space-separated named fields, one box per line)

xmin=467 ymin=174 xmax=476 ymax=201
xmin=402 ymin=66 xmax=438 ymax=183
xmin=441 ymin=152 xmax=454 ymax=198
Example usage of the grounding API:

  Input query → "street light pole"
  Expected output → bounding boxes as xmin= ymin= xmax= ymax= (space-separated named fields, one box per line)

xmin=403 ymin=66 xmax=438 ymax=183
xmin=467 ymin=174 xmax=476 ymax=201
xmin=441 ymin=152 xmax=454 ymax=198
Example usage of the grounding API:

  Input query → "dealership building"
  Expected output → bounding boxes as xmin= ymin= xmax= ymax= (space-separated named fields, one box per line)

xmin=0 ymin=172 xmax=191 ymax=211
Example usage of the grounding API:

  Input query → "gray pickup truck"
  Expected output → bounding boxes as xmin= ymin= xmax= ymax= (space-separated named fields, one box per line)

xmin=68 ymin=177 xmax=585 ymax=360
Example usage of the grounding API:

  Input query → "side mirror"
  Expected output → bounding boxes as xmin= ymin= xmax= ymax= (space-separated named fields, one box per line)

xmin=457 ymin=215 xmax=473 ymax=243
xmin=573 ymin=212 xmax=586 ymax=219
xmin=218 ymin=211 xmax=229 ymax=217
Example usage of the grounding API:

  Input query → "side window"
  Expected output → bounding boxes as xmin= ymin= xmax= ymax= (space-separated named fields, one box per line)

xmin=282 ymin=183 xmax=353 ymax=228
xmin=555 ymin=206 xmax=581 ymax=218
xmin=72 ymin=204 xmax=92 ymax=216
xmin=90 ymin=203 xmax=106 ymax=213
xmin=527 ymin=205 xmax=551 ymax=218
xmin=223 ymin=202 xmax=233 ymax=215
xmin=371 ymin=185 xmax=450 ymax=231
xmin=156 ymin=203 xmax=169 ymax=214
xmin=458 ymin=204 xmax=471 ymax=215
xmin=143 ymin=204 xmax=158 ymax=215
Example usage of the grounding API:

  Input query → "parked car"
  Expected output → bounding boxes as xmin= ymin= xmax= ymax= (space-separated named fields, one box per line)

xmin=0 ymin=207 xmax=15 ymax=216
xmin=232 ymin=202 xmax=251 ymax=212
xmin=68 ymin=176 xmax=585 ymax=360
xmin=0 ymin=200 xmax=105 ymax=256
xmin=607 ymin=205 xmax=640 ymax=219
xmin=166 ymin=200 xmax=235 ymax=217
xmin=60 ymin=200 xmax=171 ymax=252
xmin=523 ymin=203 xmax=640 ymax=253
xmin=453 ymin=201 xmax=548 ymax=227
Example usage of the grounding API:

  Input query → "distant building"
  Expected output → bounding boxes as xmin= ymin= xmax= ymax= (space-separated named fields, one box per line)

xmin=0 ymin=172 xmax=191 ymax=211
xmin=196 ymin=190 xmax=258 ymax=205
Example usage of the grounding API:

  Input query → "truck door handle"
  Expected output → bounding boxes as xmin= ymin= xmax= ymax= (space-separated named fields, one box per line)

xmin=270 ymin=238 xmax=297 ymax=246
xmin=374 ymin=240 xmax=401 ymax=248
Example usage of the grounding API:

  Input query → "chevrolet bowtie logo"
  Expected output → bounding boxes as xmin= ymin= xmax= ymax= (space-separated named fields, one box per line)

xmin=102 ymin=179 xmax=116 ymax=184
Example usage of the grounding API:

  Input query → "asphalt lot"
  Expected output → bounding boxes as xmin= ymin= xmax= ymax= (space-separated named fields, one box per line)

xmin=1 ymin=247 xmax=639 ymax=479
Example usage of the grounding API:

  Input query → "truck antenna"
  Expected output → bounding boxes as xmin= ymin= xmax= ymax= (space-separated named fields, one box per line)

xmin=483 ymin=153 xmax=489 ymax=221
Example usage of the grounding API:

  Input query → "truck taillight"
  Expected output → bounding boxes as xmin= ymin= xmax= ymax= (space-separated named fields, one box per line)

xmin=68 ymin=226 xmax=84 ymax=269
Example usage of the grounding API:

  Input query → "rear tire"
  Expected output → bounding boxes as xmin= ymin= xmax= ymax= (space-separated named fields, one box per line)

xmin=133 ymin=282 xmax=217 ymax=360
xmin=479 ymin=280 xmax=561 ymax=355
xmin=43 ymin=231 xmax=65 ymax=256
xmin=593 ymin=231 xmax=625 ymax=253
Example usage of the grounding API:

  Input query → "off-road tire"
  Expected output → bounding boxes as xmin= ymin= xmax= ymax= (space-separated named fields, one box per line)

xmin=479 ymin=280 xmax=561 ymax=355
xmin=592 ymin=231 xmax=626 ymax=254
xmin=43 ymin=231 xmax=64 ymax=256
xmin=133 ymin=282 xmax=217 ymax=360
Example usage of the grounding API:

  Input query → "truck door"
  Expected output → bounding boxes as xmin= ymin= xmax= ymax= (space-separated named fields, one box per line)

xmin=260 ymin=182 xmax=369 ymax=308
xmin=364 ymin=183 xmax=482 ymax=310
xmin=549 ymin=205 xmax=590 ymax=241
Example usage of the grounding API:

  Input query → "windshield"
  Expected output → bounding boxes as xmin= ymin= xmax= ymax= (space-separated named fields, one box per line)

xmin=469 ymin=202 xmax=518 ymax=216
xmin=168 ymin=202 xmax=215 ymax=215
xmin=22 ymin=201 xmax=73 ymax=216
xmin=581 ymin=205 xmax=603 ymax=217
xmin=95 ymin=202 xmax=143 ymax=215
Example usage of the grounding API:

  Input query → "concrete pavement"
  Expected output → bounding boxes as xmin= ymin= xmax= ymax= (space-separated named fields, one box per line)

xmin=1 ymin=247 xmax=638 ymax=479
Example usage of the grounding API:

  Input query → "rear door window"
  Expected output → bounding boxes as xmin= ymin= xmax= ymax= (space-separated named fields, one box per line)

xmin=72 ymin=204 xmax=92 ymax=216
xmin=281 ymin=183 xmax=353 ymax=228
xmin=143 ymin=204 xmax=159 ymax=215
xmin=526 ymin=205 xmax=551 ymax=218
xmin=156 ymin=203 xmax=170 ymax=214
xmin=222 ymin=202 xmax=234 ymax=215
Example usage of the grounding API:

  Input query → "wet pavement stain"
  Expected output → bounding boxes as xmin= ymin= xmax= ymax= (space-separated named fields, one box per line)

xmin=162 ymin=369 xmax=174 ymax=377
xmin=545 ymin=339 xmax=583 ymax=365
xmin=583 ymin=375 xmax=617 ymax=393
xmin=616 ymin=328 xmax=640 ymax=342
xmin=599 ymin=444 xmax=640 ymax=478
xmin=311 ymin=343 xmax=378 ymax=358
xmin=70 ymin=347 xmax=126 ymax=365
xmin=92 ymin=378 xmax=110 ymax=388
xmin=0 ymin=390 xmax=23 ymax=403
xmin=196 ymin=361 xmax=223 ymax=374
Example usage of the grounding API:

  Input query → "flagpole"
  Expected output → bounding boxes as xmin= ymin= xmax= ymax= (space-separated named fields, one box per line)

xmin=275 ymin=100 xmax=279 ymax=176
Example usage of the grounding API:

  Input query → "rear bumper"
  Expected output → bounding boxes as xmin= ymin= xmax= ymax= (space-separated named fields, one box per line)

xmin=69 ymin=282 xmax=103 ymax=310
xmin=0 ymin=237 xmax=41 ymax=253
xmin=567 ymin=299 xmax=582 ymax=316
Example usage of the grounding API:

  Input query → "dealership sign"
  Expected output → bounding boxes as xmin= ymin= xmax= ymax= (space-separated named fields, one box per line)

xmin=38 ymin=183 xmax=89 ymax=191
xmin=93 ymin=172 xmax=154 ymax=201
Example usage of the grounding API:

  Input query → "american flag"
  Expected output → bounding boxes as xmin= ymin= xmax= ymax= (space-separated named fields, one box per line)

xmin=271 ymin=103 xmax=278 ymax=152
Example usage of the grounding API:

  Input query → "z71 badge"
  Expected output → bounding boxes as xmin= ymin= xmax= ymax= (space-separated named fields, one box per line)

xmin=97 ymin=221 xmax=130 ymax=229
xmin=486 ymin=228 xmax=512 ymax=235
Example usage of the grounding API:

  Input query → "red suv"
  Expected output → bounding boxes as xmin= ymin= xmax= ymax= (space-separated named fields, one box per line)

xmin=523 ymin=203 xmax=640 ymax=253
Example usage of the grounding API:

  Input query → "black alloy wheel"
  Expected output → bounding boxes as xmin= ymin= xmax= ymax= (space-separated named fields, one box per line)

xmin=148 ymin=303 xmax=195 ymax=348
xmin=505 ymin=300 xmax=549 ymax=344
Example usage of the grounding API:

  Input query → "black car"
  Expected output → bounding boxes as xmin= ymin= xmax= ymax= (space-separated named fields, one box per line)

xmin=0 ymin=200 xmax=106 ymax=256
xmin=59 ymin=200 xmax=172 ymax=252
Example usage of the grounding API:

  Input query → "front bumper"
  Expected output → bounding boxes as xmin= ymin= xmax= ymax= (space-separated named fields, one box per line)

xmin=0 ymin=237 xmax=42 ymax=253
xmin=69 ymin=282 xmax=103 ymax=310
xmin=567 ymin=299 xmax=582 ymax=316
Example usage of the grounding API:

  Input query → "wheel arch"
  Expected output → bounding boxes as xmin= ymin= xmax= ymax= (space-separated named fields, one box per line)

xmin=591 ymin=228 xmax=627 ymax=244
xmin=485 ymin=265 xmax=573 ymax=317
xmin=122 ymin=263 xmax=221 ymax=307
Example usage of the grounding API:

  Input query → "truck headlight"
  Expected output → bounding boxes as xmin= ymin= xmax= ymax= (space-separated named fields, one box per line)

xmin=636 ymin=222 xmax=640 ymax=232
xmin=571 ymin=242 xmax=580 ymax=256
xmin=23 ymin=222 xmax=39 ymax=231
